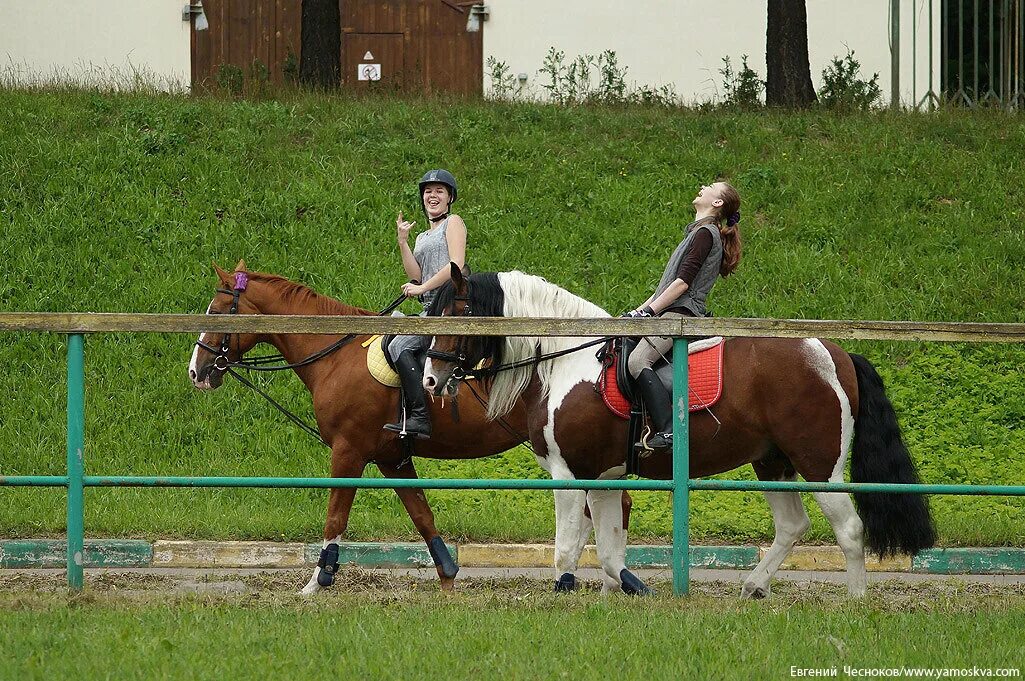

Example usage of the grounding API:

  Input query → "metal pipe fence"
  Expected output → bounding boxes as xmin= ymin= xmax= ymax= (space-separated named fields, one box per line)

xmin=918 ymin=0 xmax=1025 ymax=109
xmin=3 ymin=314 xmax=1025 ymax=595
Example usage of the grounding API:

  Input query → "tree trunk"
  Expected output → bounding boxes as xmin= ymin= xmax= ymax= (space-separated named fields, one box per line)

xmin=299 ymin=0 xmax=341 ymax=88
xmin=765 ymin=0 xmax=817 ymax=107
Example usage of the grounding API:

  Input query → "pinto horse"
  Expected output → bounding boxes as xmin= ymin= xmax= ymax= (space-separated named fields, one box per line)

xmin=423 ymin=266 xmax=936 ymax=597
xmin=187 ymin=261 xmax=548 ymax=594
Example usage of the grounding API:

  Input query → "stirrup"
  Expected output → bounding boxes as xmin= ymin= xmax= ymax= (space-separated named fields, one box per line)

xmin=634 ymin=428 xmax=672 ymax=455
xmin=383 ymin=401 xmax=430 ymax=439
xmin=383 ymin=422 xmax=430 ymax=439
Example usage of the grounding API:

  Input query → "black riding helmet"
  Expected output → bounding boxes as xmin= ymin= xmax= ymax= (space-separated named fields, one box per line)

xmin=418 ymin=169 xmax=458 ymax=217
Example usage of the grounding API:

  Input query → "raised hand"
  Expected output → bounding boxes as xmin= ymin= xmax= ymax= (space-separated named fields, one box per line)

xmin=396 ymin=211 xmax=416 ymax=243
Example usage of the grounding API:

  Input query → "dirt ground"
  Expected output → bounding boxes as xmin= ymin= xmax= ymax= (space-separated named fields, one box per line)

xmin=3 ymin=567 xmax=1025 ymax=612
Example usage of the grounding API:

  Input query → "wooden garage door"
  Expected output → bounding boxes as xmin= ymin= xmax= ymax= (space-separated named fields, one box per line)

xmin=192 ymin=0 xmax=481 ymax=94
xmin=191 ymin=0 xmax=302 ymax=88
xmin=341 ymin=0 xmax=483 ymax=95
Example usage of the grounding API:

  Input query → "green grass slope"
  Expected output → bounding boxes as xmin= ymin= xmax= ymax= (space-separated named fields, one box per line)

xmin=1 ymin=89 xmax=1024 ymax=545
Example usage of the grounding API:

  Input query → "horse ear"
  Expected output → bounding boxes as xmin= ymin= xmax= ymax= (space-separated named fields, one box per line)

xmin=234 ymin=259 xmax=247 ymax=272
xmin=446 ymin=260 xmax=467 ymax=293
xmin=213 ymin=261 xmax=231 ymax=284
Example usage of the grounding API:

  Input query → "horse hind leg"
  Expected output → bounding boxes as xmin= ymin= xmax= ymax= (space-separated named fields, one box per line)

xmin=377 ymin=460 xmax=459 ymax=591
xmin=813 ymin=490 xmax=866 ymax=597
xmin=742 ymin=459 xmax=810 ymax=599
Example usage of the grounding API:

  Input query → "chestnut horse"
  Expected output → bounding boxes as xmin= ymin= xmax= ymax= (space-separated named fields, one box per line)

xmin=424 ymin=267 xmax=936 ymax=597
xmin=187 ymin=261 xmax=551 ymax=594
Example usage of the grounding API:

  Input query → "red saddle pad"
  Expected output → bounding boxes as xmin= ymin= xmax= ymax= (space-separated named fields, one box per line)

xmin=600 ymin=340 xmax=725 ymax=419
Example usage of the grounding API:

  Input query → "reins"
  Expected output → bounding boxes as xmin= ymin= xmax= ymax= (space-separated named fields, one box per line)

xmin=462 ymin=336 xmax=612 ymax=380
xmin=198 ymin=291 xmax=407 ymax=374
xmin=196 ymin=276 xmax=409 ymax=448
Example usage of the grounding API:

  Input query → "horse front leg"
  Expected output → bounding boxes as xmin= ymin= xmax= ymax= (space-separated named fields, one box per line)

xmin=588 ymin=488 xmax=651 ymax=595
xmin=302 ymin=446 xmax=366 ymax=596
xmin=377 ymin=459 xmax=459 ymax=591
xmin=553 ymin=488 xmax=588 ymax=592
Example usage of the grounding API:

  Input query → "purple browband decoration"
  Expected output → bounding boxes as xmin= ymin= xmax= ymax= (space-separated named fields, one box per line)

xmin=233 ymin=272 xmax=249 ymax=291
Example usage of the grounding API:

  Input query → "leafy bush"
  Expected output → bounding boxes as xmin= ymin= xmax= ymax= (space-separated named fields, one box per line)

xmin=537 ymin=47 xmax=676 ymax=106
xmin=486 ymin=56 xmax=517 ymax=100
xmin=818 ymin=49 xmax=882 ymax=111
xmin=719 ymin=55 xmax=764 ymax=109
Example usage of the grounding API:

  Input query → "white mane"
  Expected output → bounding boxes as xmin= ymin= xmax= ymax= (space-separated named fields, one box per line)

xmin=486 ymin=271 xmax=609 ymax=419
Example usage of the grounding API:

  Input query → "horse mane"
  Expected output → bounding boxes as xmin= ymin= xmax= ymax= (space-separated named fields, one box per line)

xmin=438 ymin=270 xmax=609 ymax=420
xmin=246 ymin=271 xmax=375 ymax=316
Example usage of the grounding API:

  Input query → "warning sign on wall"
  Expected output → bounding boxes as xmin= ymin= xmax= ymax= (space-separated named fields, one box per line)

xmin=358 ymin=64 xmax=382 ymax=81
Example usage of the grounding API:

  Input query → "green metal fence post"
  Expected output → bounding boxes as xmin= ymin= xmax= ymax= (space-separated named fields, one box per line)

xmin=672 ymin=337 xmax=690 ymax=596
xmin=891 ymin=0 xmax=902 ymax=109
xmin=66 ymin=334 xmax=85 ymax=591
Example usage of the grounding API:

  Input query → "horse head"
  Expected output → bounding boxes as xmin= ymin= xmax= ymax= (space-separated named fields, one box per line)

xmin=423 ymin=263 xmax=503 ymax=398
xmin=189 ymin=259 xmax=266 ymax=390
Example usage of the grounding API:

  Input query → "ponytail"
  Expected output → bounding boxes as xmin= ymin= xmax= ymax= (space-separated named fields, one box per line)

xmin=715 ymin=183 xmax=742 ymax=277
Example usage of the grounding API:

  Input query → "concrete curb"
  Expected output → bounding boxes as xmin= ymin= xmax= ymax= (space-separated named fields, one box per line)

xmin=2 ymin=540 xmax=1024 ymax=574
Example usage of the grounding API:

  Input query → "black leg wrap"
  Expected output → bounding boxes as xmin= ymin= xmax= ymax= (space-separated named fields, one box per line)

xmin=554 ymin=572 xmax=577 ymax=592
xmin=316 ymin=543 xmax=340 ymax=587
xmin=619 ymin=568 xmax=653 ymax=596
xmin=428 ymin=536 xmax=459 ymax=579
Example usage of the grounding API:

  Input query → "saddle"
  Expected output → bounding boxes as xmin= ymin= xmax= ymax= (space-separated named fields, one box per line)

xmin=364 ymin=335 xmax=402 ymax=387
xmin=596 ymin=336 xmax=725 ymax=473
xmin=597 ymin=336 xmax=724 ymax=417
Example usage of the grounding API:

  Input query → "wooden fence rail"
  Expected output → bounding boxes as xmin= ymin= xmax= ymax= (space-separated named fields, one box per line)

xmin=1 ymin=313 xmax=1025 ymax=343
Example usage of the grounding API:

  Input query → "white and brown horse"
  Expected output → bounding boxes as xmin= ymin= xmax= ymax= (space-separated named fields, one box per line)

xmin=424 ymin=266 xmax=936 ymax=597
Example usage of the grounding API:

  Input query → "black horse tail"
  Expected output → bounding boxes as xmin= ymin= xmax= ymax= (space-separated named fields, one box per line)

xmin=849 ymin=353 xmax=936 ymax=557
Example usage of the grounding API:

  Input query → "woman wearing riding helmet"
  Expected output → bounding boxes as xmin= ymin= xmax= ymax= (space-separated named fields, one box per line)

xmin=383 ymin=169 xmax=467 ymax=439
xmin=625 ymin=180 xmax=742 ymax=450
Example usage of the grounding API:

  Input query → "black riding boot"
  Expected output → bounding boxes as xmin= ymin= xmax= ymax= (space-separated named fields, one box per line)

xmin=384 ymin=351 xmax=432 ymax=439
xmin=634 ymin=368 xmax=673 ymax=450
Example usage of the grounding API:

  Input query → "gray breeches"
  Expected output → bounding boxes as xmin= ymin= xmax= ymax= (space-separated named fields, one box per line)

xmin=386 ymin=332 xmax=428 ymax=362
xmin=627 ymin=311 xmax=687 ymax=378
xmin=386 ymin=308 xmax=430 ymax=363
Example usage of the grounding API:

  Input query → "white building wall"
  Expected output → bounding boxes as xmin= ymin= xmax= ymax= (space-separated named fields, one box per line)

xmin=0 ymin=0 xmax=191 ymax=90
xmin=483 ymin=0 xmax=941 ymax=107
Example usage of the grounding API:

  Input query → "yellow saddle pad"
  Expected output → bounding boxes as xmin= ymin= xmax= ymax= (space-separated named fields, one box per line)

xmin=364 ymin=336 xmax=401 ymax=388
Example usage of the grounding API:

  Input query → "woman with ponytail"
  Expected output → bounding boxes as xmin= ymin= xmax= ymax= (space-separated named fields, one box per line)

xmin=624 ymin=181 xmax=742 ymax=450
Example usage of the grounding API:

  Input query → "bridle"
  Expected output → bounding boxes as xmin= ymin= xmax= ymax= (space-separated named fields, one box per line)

xmin=195 ymin=272 xmax=250 ymax=375
xmin=425 ymin=284 xmax=474 ymax=384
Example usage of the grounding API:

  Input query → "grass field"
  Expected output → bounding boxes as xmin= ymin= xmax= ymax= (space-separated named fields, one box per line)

xmin=1 ymin=572 xmax=1024 ymax=680
xmin=2 ymin=88 xmax=1025 ymax=546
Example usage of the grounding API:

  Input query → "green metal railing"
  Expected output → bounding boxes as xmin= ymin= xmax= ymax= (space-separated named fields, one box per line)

xmin=4 ymin=316 xmax=1025 ymax=595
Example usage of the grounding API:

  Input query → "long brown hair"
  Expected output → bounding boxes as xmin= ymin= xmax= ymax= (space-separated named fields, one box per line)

xmin=714 ymin=183 xmax=742 ymax=277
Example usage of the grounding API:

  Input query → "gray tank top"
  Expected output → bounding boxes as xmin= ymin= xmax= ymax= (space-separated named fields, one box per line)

xmin=413 ymin=217 xmax=451 ymax=308
xmin=653 ymin=220 xmax=723 ymax=317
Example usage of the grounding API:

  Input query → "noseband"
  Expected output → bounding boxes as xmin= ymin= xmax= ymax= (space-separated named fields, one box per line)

xmin=195 ymin=272 xmax=249 ymax=372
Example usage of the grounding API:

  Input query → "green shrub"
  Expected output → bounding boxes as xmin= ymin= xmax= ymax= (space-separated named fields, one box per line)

xmin=818 ymin=49 xmax=882 ymax=111
xmin=719 ymin=55 xmax=764 ymax=109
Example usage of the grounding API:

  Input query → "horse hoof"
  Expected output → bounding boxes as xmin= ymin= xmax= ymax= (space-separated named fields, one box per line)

xmin=619 ymin=569 xmax=653 ymax=596
xmin=300 ymin=581 xmax=320 ymax=596
xmin=440 ymin=576 xmax=456 ymax=592
xmin=554 ymin=573 xmax=577 ymax=592
xmin=741 ymin=583 xmax=769 ymax=599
